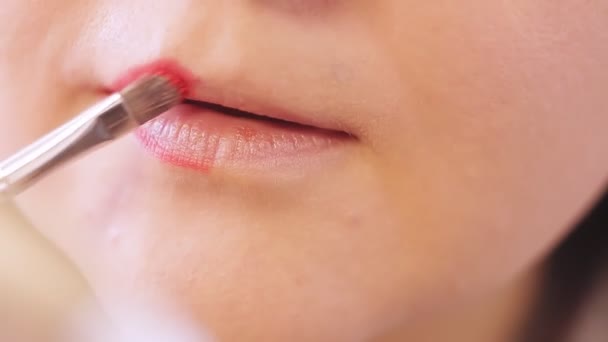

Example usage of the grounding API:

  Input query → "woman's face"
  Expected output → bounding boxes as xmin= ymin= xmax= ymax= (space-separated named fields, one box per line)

xmin=2 ymin=1 xmax=608 ymax=340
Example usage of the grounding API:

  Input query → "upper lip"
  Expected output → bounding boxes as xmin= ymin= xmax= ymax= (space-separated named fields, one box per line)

xmin=106 ymin=61 xmax=353 ymax=136
xmin=182 ymin=99 xmax=314 ymax=128
xmin=182 ymin=84 xmax=349 ymax=135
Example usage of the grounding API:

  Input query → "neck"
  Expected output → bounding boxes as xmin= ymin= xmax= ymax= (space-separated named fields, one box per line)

xmin=377 ymin=267 xmax=542 ymax=342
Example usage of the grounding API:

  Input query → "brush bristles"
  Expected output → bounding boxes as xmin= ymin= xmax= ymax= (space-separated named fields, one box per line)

xmin=120 ymin=75 xmax=182 ymax=124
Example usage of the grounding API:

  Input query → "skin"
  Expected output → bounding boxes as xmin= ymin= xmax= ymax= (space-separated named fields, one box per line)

xmin=1 ymin=1 xmax=608 ymax=340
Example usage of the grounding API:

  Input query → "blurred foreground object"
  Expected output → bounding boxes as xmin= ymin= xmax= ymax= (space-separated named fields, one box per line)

xmin=0 ymin=201 xmax=91 ymax=341
xmin=0 ymin=203 xmax=212 ymax=342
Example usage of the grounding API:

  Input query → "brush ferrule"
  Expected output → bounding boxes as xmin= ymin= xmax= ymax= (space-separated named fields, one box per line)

xmin=0 ymin=94 xmax=132 ymax=197
xmin=94 ymin=94 xmax=140 ymax=139
xmin=0 ymin=75 xmax=180 ymax=198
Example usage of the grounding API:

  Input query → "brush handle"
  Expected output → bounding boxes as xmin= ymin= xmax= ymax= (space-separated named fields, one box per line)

xmin=0 ymin=94 xmax=134 ymax=198
xmin=0 ymin=75 xmax=181 ymax=200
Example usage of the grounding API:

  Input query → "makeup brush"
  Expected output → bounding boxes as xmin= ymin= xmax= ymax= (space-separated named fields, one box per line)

xmin=0 ymin=75 xmax=184 ymax=198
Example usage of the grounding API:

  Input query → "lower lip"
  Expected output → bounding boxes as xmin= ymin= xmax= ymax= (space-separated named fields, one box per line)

xmin=134 ymin=104 xmax=349 ymax=172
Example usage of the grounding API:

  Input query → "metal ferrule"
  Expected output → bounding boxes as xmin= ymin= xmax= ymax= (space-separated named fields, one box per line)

xmin=0 ymin=94 xmax=138 ymax=198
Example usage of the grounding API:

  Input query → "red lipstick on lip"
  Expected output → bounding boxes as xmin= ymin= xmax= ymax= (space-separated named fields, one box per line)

xmin=111 ymin=59 xmax=350 ymax=174
xmin=109 ymin=59 xmax=198 ymax=98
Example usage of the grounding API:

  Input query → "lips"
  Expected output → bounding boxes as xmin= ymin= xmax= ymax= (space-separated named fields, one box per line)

xmin=109 ymin=60 xmax=353 ymax=173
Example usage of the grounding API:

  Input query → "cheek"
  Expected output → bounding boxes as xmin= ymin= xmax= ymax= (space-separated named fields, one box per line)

xmin=355 ymin=0 xmax=608 ymax=308
xmin=0 ymin=2 xmax=99 ymax=156
xmin=373 ymin=0 xmax=608 ymax=216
